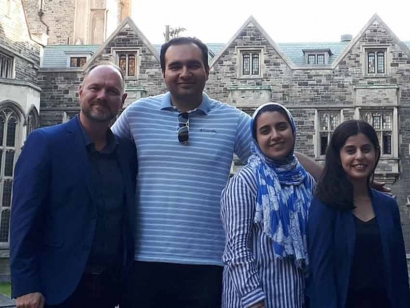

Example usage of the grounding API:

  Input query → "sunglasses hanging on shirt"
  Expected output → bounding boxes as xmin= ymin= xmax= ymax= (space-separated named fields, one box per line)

xmin=178 ymin=112 xmax=189 ymax=145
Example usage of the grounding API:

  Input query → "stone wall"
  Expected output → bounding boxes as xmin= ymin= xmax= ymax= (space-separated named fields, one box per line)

xmin=37 ymin=69 xmax=83 ymax=126
xmin=22 ymin=0 xmax=76 ymax=45
xmin=90 ymin=23 xmax=166 ymax=99
xmin=1 ymin=0 xmax=41 ymax=82
xmin=207 ymin=19 xmax=410 ymax=250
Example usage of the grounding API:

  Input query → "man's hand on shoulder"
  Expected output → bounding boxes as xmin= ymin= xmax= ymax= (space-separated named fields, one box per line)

xmin=371 ymin=180 xmax=392 ymax=194
xmin=16 ymin=292 xmax=45 ymax=308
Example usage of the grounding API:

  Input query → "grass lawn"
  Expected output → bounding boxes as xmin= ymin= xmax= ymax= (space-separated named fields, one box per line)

xmin=0 ymin=282 xmax=11 ymax=297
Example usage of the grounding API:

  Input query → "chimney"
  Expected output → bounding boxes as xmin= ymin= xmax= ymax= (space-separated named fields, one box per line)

xmin=341 ymin=34 xmax=353 ymax=42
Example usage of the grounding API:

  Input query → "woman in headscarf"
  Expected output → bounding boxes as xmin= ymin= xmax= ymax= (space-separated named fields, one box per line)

xmin=221 ymin=103 xmax=315 ymax=308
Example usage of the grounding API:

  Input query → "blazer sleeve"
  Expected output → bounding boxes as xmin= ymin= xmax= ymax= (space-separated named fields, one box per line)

xmin=389 ymin=198 xmax=410 ymax=307
xmin=10 ymin=130 xmax=51 ymax=298
xmin=307 ymin=197 xmax=338 ymax=308
xmin=221 ymin=173 xmax=266 ymax=308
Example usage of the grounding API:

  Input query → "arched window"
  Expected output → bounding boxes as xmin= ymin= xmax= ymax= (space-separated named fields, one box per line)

xmin=27 ymin=108 xmax=39 ymax=137
xmin=0 ymin=108 xmax=20 ymax=244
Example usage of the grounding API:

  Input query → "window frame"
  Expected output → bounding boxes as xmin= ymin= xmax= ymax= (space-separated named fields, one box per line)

xmin=0 ymin=51 xmax=14 ymax=79
xmin=0 ymin=106 xmax=22 ymax=247
xmin=235 ymin=47 xmax=264 ymax=78
xmin=315 ymin=109 xmax=343 ymax=158
xmin=363 ymin=46 xmax=389 ymax=77
xmin=65 ymin=53 xmax=92 ymax=68
xmin=359 ymin=109 xmax=396 ymax=157
xmin=111 ymin=48 xmax=140 ymax=78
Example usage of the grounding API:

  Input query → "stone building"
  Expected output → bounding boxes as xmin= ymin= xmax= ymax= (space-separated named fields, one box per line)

xmin=1 ymin=0 xmax=410 ymax=280
xmin=0 ymin=0 xmax=42 ymax=279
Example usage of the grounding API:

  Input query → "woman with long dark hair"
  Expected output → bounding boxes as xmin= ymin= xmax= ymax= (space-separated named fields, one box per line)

xmin=221 ymin=103 xmax=315 ymax=308
xmin=307 ymin=120 xmax=410 ymax=308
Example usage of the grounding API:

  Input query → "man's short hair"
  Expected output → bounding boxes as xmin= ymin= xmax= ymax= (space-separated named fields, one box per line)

xmin=160 ymin=37 xmax=209 ymax=72
xmin=82 ymin=62 xmax=125 ymax=89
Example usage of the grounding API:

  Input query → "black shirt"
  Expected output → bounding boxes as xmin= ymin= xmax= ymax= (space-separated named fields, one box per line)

xmin=347 ymin=216 xmax=389 ymax=307
xmin=79 ymin=117 xmax=126 ymax=267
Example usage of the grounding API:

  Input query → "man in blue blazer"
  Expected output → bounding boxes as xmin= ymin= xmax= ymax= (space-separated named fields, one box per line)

xmin=10 ymin=63 xmax=137 ymax=307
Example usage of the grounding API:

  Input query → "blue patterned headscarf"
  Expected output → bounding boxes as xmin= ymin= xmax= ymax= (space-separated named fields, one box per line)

xmin=249 ymin=103 xmax=314 ymax=267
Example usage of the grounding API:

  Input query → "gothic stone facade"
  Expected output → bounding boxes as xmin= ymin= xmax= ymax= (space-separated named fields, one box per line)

xmin=2 ymin=1 xmax=410 ymax=281
xmin=0 ymin=0 xmax=42 ymax=280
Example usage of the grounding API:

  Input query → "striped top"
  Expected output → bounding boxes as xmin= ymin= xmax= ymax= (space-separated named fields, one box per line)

xmin=111 ymin=92 xmax=252 ymax=266
xmin=221 ymin=165 xmax=312 ymax=308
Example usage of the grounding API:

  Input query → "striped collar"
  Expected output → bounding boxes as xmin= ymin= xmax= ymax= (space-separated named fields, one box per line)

xmin=159 ymin=92 xmax=211 ymax=115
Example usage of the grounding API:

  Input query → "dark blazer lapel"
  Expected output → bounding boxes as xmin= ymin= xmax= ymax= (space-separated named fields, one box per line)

xmin=65 ymin=117 xmax=99 ymax=205
xmin=371 ymin=190 xmax=393 ymax=297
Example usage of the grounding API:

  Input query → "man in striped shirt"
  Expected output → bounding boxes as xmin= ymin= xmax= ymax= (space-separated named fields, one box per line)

xmin=112 ymin=37 xmax=321 ymax=308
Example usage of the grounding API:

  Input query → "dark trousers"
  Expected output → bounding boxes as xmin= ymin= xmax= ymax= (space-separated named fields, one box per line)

xmin=122 ymin=261 xmax=223 ymax=308
xmin=45 ymin=268 xmax=123 ymax=308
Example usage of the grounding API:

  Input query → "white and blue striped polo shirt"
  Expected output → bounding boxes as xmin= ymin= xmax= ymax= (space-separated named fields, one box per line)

xmin=112 ymin=92 xmax=252 ymax=266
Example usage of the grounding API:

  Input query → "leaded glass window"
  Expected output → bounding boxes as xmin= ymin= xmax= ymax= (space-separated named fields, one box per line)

xmin=367 ymin=49 xmax=386 ymax=75
xmin=318 ymin=111 xmax=341 ymax=155
xmin=0 ymin=52 xmax=13 ymax=79
xmin=361 ymin=110 xmax=393 ymax=155
xmin=241 ymin=51 xmax=261 ymax=76
xmin=0 ymin=108 xmax=20 ymax=244
xmin=117 ymin=52 xmax=137 ymax=77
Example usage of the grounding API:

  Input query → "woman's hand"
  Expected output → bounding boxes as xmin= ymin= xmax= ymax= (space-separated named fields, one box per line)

xmin=250 ymin=300 xmax=266 ymax=308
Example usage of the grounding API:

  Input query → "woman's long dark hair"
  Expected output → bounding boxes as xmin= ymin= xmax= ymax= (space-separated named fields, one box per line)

xmin=315 ymin=120 xmax=381 ymax=211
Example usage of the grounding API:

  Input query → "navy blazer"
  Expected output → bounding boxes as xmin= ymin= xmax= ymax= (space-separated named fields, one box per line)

xmin=10 ymin=117 xmax=137 ymax=305
xmin=307 ymin=189 xmax=410 ymax=308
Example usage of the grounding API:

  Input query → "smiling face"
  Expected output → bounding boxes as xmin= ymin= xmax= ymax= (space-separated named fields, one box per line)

xmin=340 ymin=133 xmax=379 ymax=184
xmin=163 ymin=43 xmax=209 ymax=105
xmin=256 ymin=111 xmax=294 ymax=160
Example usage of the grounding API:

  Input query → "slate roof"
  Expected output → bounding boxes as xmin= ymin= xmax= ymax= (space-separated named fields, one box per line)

xmin=41 ymin=41 xmax=410 ymax=68
xmin=42 ymin=45 xmax=100 ymax=68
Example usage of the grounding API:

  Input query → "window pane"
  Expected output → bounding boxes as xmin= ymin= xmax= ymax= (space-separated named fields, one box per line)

xmin=308 ymin=55 xmax=316 ymax=64
xmin=368 ymin=52 xmax=375 ymax=73
xmin=320 ymin=113 xmax=329 ymax=131
xmin=242 ymin=53 xmax=250 ymax=75
xmin=0 ymin=209 xmax=10 ymax=243
xmin=317 ymin=54 xmax=325 ymax=65
xmin=0 ymin=114 xmax=4 ymax=146
xmin=2 ymin=180 xmax=12 ymax=208
xmin=119 ymin=55 xmax=127 ymax=76
xmin=252 ymin=54 xmax=259 ymax=75
xmin=362 ymin=112 xmax=371 ymax=124
xmin=70 ymin=58 xmax=77 ymax=67
xmin=320 ymin=133 xmax=328 ymax=155
xmin=382 ymin=133 xmax=392 ymax=155
xmin=4 ymin=150 xmax=14 ymax=176
xmin=382 ymin=112 xmax=392 ymax=130
xmin=330 ymin=114 xmax=339 ymax=130
xmin=128 ymin=55 xmax=135 ymax=76
xmin=377 ymin=52 xmax=385 ymax=73
xmin=0 ymin=53 xmax=13 ymax=78
xmin=6 ymin=115 xmax=17 ymax=147
xmin=79 ymin=57 xmax=86 ymax=67
xmin=372 ymin=113 xmax=381 ymax=130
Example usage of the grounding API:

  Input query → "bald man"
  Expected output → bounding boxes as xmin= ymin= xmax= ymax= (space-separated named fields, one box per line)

xmin=10 ymin=63 xmax=137 ymax=308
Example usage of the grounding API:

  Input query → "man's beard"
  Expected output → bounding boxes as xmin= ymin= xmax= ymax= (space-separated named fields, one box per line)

xmin=82 ymin=105 xmax=116 ymax=123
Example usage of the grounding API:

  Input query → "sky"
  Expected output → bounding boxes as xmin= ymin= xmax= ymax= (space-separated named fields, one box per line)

xmin=132 ymin=0 xmax=410 ymax=44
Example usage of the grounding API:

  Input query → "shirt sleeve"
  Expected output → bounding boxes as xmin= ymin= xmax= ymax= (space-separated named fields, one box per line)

xmin=221 ymin=172 xmax=266 ymax=308
xmin=306 ymin=197 xmax=338 ymax=308
xmin=234 ymin=111 xmax=252 ymax=164
xmin=10 ymin=130 xmax=51 ymax=298
xmin=111 ymin=105 xmax=133 ymax=140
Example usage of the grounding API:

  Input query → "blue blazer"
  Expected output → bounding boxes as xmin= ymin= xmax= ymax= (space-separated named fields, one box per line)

xmin=307 ymin=189 xmax=410 ymax=308
xmin=10 ymin=117 xmax=137 ymax=305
